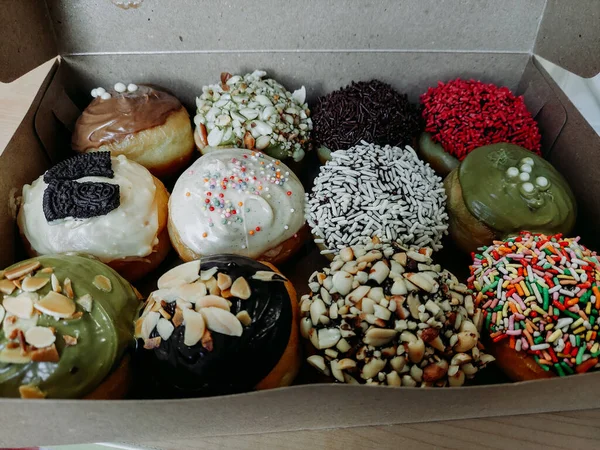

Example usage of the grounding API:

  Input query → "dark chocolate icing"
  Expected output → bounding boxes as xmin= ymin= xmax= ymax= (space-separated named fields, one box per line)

xmin=135 ymin=255 xmax=293 ymax=398
xmin=44 ymin=152 xmax=114 ymax=183
xmin=43 ymin=180 xmax=120 ymax=221
xmin=71 ymin=85 xmax=182 ymax=151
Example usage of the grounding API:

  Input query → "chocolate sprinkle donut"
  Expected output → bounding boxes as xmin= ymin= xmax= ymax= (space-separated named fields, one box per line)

xmin=312 ymin=80 xmax=422 ymax=151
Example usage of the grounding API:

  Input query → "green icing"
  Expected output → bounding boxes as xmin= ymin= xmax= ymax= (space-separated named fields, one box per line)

xmin=458 ymin=143 xmax=576 ymax=237
xmin=418 ymin=132 xmax=460 ymax=176
xmin=0 ymin=255 xmax=139 ymax=398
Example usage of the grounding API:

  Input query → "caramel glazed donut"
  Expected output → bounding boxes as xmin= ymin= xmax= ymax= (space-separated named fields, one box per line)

xmin=168 ymin=148 xmax=308 ymax=265
xmin=134 ymin=257 xmax=300 ymax=397
xmin=17 ymin=152 xmax=170 ymax=282
xmin=71 ymin=83 xmax=195 ymax=179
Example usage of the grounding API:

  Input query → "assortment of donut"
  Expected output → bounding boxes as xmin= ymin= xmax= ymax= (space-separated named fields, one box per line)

xmin=0 ymin=72 xmax=595 ymax=400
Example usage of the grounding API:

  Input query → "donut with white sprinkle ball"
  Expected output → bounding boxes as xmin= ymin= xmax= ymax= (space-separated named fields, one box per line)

xmin=300 ymin=237 xmax=494 ymax=386
xmin=72 ymin=83 xmax=195 ymax=179
xmin=306 ymin=142 xmax=448 ymax=260
xmin=444 ymin=143 xmax=577 ymax=254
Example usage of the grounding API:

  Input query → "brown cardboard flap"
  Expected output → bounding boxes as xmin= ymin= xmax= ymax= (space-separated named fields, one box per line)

xmin=0 ymin=0 xmax=57 ymax=83
xmin=2 ymin=373 xmax=600 ymax=448
xmin=535 ymin=0 xmax=600 ymax=78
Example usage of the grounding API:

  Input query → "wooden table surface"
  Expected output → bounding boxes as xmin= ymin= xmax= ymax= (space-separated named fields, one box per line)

xmin=124 ymin=409 xmax=600 ymax=450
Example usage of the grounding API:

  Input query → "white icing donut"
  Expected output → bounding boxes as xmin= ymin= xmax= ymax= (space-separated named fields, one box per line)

xmin=170 ymin=148 xmax=305 ymax=258
xmin=19 ymin=155 xmax=159 ymax=261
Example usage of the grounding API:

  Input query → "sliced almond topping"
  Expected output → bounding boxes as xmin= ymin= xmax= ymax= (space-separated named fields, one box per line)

xmin=204 ymin=277 xmax=221 ymax=296
xmin=176 ymin=298 xmax=193 ymax=310
xmin=34 ymin=292 xmax=76 ymax=319
xmin=30 ymin=344 xmax=60 ymax=362
xmin=3 ymin=293 xmax=36 ymax=319
xmin=63 ymin=277 xmax=74 ymax=298
xmin=194 ymin=295 xmax=230 ymax=311
xmin=21 ymin=276 xmax=50 ymax=293
xmin=0 ymin=279 xmax=16 ymax=295
xmin=158 ymin=307 xmax=172 ymax=320
xmin=12 ymin=278 xmax=22 ymax=290
xmin=19 ymin=385 xmax=46 ymax=399
xmin=182 ymin=308 xmax=206 ymax=346
xmin=51 ymin=274 xmax=61 ymax=293
xmin=200 ymin=266 xmax=218 ymax=281
xmin=66 ymin=311 xmax=83 ymax=320
xmin=140 ymin=298 xmax=156 ymax=318
xmin=157 ymin=260 xmax=201 ymax=289
xmin=141 ymin=311 xmax=160 ymax=340
xmin=76 ymin=294 xmax=93 ymax=312
xmin=93 ymin=275 xmax=112 ymax=292
xmin=230 ymin=277 xmax=251 ymax=300
xmin=236 ymin=310 xmax=252 ymax=327
xmin=40 ymin=267 xmax=53 ymax=274
xmin=0 ymin=304 xmax=4 ymax=325
xmin=25 ymin=326 xmax=56 ymax=348
xmin=200 ymin=307 xmax=243 ymax=337
xmin=0 ymin=347 xmax=31 ymax=364
xmin=63 ymin=334 xmax=78 ymax=346
xmin=217 ymin=273 xmax=232 ymax=291
xmin=156 ymin=318 xmax=175 ymax=340
xmin=201 ymin=329 xmax=214 ymax=351
xmin=251 ymin=271 xmax=287 ymax=282
xmin=172 ymin=307 xmax=184 ymax=327
xmin=143 ymin=337 xmax=162 ymax=349
xmin=3 ymin=313 xmax=38 ymax=337
xmin=4 ymin=261 xmax=40 ymax=280
xmin=220 ymin=288 xmax=232 ymax=299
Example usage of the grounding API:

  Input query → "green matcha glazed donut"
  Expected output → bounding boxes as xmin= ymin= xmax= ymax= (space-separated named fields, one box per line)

xmin=444 ymin=143 xmax=577 ymax=254
xmin=0 ymin=255 xmax=140 ymax=399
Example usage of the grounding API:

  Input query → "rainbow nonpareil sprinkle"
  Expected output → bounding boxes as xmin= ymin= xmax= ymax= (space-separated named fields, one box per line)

xmin=468 ymin=232 xmax=600 ymax=376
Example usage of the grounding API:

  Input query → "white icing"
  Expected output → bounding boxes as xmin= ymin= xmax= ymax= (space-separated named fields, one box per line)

xmin=19 ymin=155 xmax=159 ymax=262
xmin=170 ymin=148 xmax=305 ymax=259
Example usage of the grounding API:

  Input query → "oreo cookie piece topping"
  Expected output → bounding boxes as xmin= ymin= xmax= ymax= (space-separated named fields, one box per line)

xmin=43 ymin=152 xmax=114 ymax=183
xmin=43 ymin=180 xmax=120 ymax=221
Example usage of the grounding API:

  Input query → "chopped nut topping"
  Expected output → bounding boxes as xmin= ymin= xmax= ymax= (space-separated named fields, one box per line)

xmin=182 ymin=308 xmax=206 ymax=346
xmin=194 ymin=295 xmax=230 ymax=311
xmin=201 ymin=329 xmax=214 ymax=352
xmin=3 ymin=293 xmax=36 ymax=319
xmin=141 ymin=311 xmax=160 ymax=340
xmin=19 ymin=384 xmax=46 ymax=399
xmin=300 ymin=239 xmax=491 ymax=387
xmin=0 ymin=279 xmax=16 ymax=295
xmin=51 ymin=274 xmax=61 ymax=293
xmin=200 ymin=307 xmax=243 ymax=337
xmin=93 ymin=275 xmax=112 ymax=292
xmin=30 ymin=344 xmax=60 ymax=362
xmin=24 ymin=326 xmax=56 ymax=348
xmin=63 ymin=335 xmax=78 ymax=346
xmin=156 ymin=318 xmax=175 ymax=340
xmin=63 ymin=277 xmax=74 ymax=299
xmin=21 ymin=276 xmax=50 ymax=293
xmin=40 ymin=267 xmax=54 ymax=274
xmin=76 ymin=294 xmax=93 ymax=312
xmin=172 ymin=307 xmax=184 ymax=327
xmin=4 ymin=261 xmax=40 ymax=280
xmin=230 ymin=276 xmax=251 ymax=300
xmin=157 ymin=260 xmax=201 ymax=289
xmin=252 ymin=271 xmax=287 ymax=282
xmin=236 ymin=310 xmax=252 ymax=327
xmin=217 ymin=273 xmax=232 ymax=291
xmin=143 ymin=337 xmax=162 ymax=349
xmin=34 ymin=291 xmax=76 ymax=319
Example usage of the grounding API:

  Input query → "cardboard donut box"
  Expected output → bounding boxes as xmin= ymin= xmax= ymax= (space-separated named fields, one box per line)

xmin=1 ymin=0 xmax=599 ymax=447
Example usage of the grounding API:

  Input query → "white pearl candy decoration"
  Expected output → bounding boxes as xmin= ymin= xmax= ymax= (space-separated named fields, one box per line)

xmin=127 ymin=83 xmax=138 ymax=92
xmin=114 ymin=82 xmax=127 ymax=93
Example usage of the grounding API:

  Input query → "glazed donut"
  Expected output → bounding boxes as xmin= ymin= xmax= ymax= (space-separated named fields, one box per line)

xmin=0 ymin=255 xmax=140 ymax=398
xmin=168 ymin=148 xmax=306 ymax=265
xmin=306 ymin=142 xmax=448 ymax=260
xmin=419 ymin=78 xmax=542 ymax=176
xmin=134 ymin=256 xmax=300 ymax=397
xmin=312 ymin=80 xmax=422 ymax=164
xmin=17 ymin=152 xmax=171 ymax=282
xmin=72 ymin=83 xmax=195 ymax=179
xmin=300 ymin=238 xmax=494 ymax=386
xmin=444 ymin=143 xmax=576 ymax=254
xmin=469 ymin=232 xmax=600 ymax=380
xmin=193 ymin=70 xmax=312 ymax=167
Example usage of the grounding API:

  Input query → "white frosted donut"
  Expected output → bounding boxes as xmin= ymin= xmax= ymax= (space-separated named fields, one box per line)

xmin=169 ymin=148 xmax=305 ymax=259
xmin=18 ymin=155 xmax=159 ymax=262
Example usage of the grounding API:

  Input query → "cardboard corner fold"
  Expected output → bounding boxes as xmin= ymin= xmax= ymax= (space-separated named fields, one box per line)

xmin=534 ymin=0 xmax=600 ymax=78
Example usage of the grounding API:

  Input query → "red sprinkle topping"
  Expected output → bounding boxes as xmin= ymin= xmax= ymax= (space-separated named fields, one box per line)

xmin=420 ymin=79 xmax=541 ymax=160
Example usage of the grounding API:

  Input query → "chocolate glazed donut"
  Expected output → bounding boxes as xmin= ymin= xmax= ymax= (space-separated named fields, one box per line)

xmin=134 ymin=255 xmax=300 ymax=398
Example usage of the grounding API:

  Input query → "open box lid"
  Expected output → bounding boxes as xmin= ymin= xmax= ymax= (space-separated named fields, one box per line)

xmin=1 ymin=0 xmax=599 ymax=84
